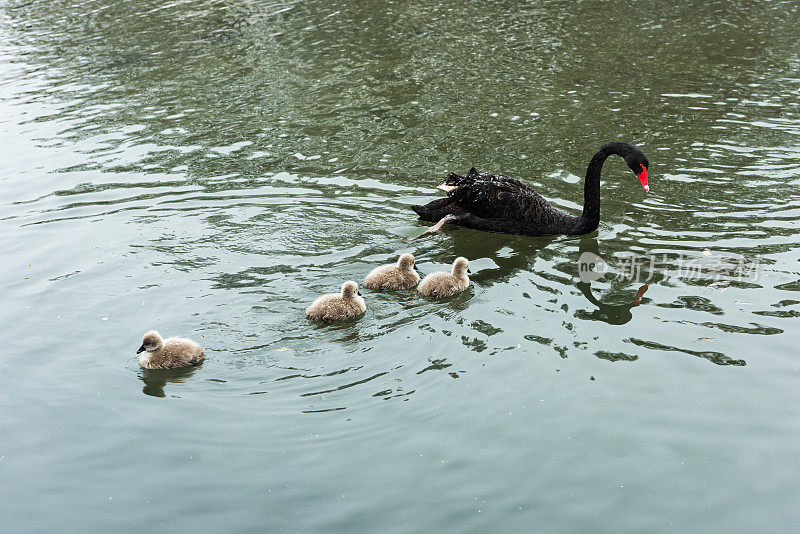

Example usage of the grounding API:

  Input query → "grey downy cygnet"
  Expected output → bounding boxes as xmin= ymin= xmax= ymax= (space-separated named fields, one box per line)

xmin=306 ymin=281 xmax=366 ymax=322
xmin=417 ymin=257 xmax=470 ymax=298
xmin=364 ymin=253 xmax=420 ymax=290
xmin=137 ymin=330 xmax=205 ymax=369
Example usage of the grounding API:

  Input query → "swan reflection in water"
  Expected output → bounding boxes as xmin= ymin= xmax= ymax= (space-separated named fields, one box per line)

xmin=139 ymin=366 xmax=200 ymax=398
xmin=575 ymin=281 xmax=649 ymax=325
xmin=440 ymin=232 xmax=649 ymax=329
xmin=574 ymin=237 xmax=649 ymax=325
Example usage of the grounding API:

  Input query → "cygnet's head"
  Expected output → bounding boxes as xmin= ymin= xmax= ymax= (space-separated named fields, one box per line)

xmin=341 ymin=281 xmax=361 ymax=299
xmin=138 ymin=330 xmax=164 ymax=354
xmin=452 ymin=257 xmax=470 ymax=276
xmin=397 ymin=253 xmax=416 ymax=271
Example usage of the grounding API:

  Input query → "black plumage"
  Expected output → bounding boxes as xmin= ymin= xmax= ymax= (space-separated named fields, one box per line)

xmin=411 ymin=142 xmax=650 ymax=237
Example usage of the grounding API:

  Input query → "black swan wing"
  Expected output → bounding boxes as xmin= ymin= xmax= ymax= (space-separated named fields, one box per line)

xmin=447 ymin=169 xmax=561 ymax=224
xmin=411 ymin=168 xmax=582 ymax=236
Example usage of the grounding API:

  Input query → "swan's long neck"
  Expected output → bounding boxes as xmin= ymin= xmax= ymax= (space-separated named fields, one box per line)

xmin=576 ymin=150 xmax=608 ymax=232
xmin=576 ymin=142 xmax=633 ymax=233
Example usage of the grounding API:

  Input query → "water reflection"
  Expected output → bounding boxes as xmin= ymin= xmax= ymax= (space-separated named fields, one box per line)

xmin=569 ymin=237 xmax=648 ymax=325
xmin=138 ymin=366 xmax=201 ymax=398
xmin=442 ymin=225 xmax=559 ymax=285
xmin=576 ymin=281 xmax=648 ymax=326
xmin=627 ymin=338 xmax=746 ymax=367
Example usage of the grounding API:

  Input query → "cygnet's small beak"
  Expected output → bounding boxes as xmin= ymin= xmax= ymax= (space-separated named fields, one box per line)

xmin=413 ymin=265 xmax=419 ymax=271
xmin=136 ymin=346 xmax=146 ymax=354
xmin=357 ymin=291 xmax=362 ymax=296
xmin=467 ymin=269 xmax=472 ymax=274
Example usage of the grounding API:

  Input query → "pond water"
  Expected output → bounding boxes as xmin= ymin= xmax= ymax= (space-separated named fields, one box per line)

xmin=1 ymin=1 xmax=799 ymax=532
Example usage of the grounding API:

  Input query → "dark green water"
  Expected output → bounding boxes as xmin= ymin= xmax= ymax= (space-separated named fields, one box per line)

xmin=1 ymin=0 xmax=799 ymax=531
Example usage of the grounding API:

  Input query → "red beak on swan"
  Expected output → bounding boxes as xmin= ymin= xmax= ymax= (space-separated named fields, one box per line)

xmin=637 ymin=166 xmax=649 ymax=192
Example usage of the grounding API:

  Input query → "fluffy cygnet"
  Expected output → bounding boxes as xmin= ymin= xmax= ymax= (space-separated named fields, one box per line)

xmin=364 ymin=253 xmax=420 ymax=290
xmin=417 ymin=257 xmax=470 ymax=298
xmin=306 ymin=281 xmax=366 ymax=322
xmin=137 ymin=330 xmax=205 ymax=369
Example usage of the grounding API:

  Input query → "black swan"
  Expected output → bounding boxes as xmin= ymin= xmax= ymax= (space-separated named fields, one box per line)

xmin=410 ymin=141 xmax=649 ymax=239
